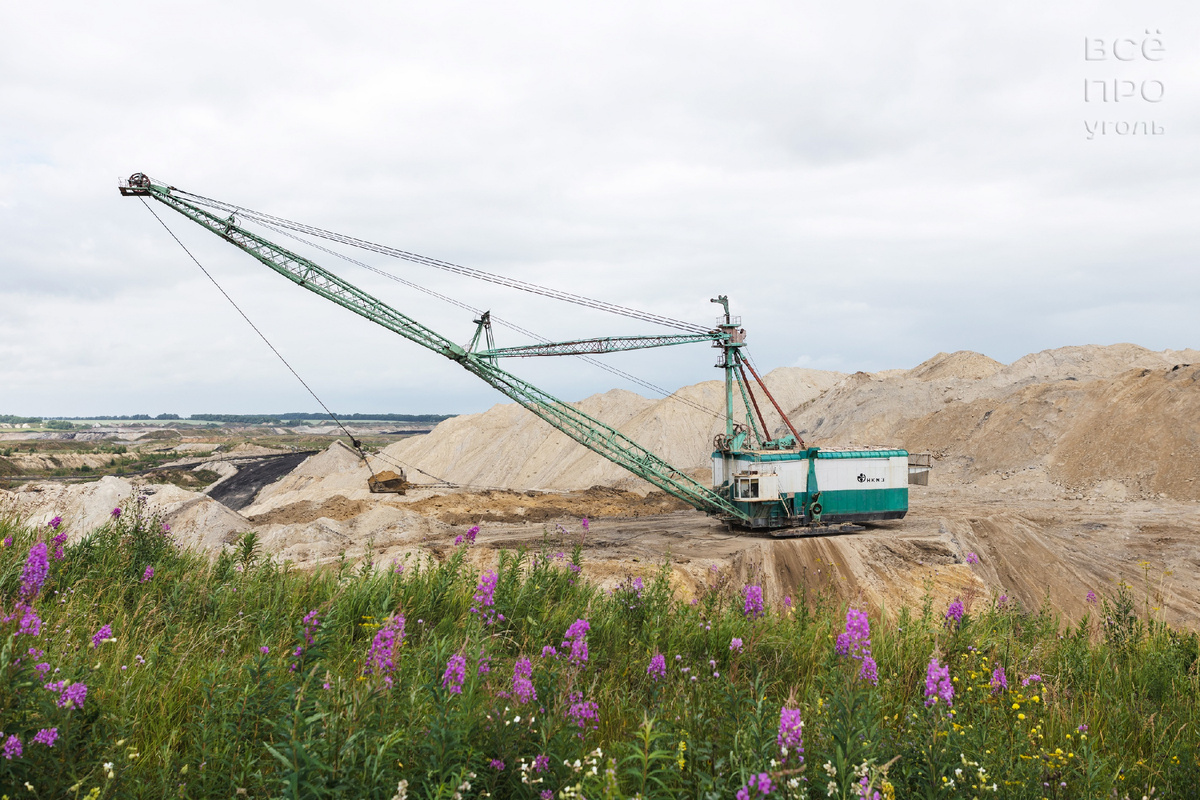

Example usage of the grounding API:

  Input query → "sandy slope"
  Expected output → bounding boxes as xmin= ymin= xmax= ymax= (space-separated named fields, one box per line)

xmin=378 ymin=344 xmax=1198 ymax=502
xmin=381 ymin=367 xmax=842 ymax=491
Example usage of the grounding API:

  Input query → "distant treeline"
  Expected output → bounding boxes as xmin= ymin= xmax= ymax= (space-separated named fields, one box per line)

xmin=37 ymin=413 xmax=454 ymax=424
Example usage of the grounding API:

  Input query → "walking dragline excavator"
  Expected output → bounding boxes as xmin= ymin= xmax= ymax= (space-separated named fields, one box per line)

xmin=120 ymin=172 xmax=912 ymax=534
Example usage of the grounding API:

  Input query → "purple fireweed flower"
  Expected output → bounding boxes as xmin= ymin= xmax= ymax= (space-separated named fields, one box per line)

xmin=300 ymin=610 xmax=321 ymax=646
xmin=924 ymin=657 xmax=953 ymax=708
xmin=58 ymin=682 xmax=87 ymax=710
xmin=540 ymin=645 xmax=558 ymax=659
xmin=614 ymin=575 xmax=645 ymax=601
xmin=162 ymin=523 xmax=170 ymax=533
xmin=841 ymin=608 xmax=871 ymax=655
xmin=859 ymin=654 xmax=879 ymax=685
xmin=18 ymin=606 xmax=42 ymax=637
xmin=730 ymin=637 xmax=743 ymax=652
xmin=944 ymin=598 xmax=965 ymax=629
xmin=991 ymin=665 xmax=1008 ymax=694
xmin=471 ymin=570 xmax=502 ymax=625
xmin=743 ymin=585 xmax=765 ymax=619
xmin=533 ymin=754 xmax=550 ymax=772
xmin=111 ymin=507 xmax=122 ymax=519
xmin=997 ymin=594 xmax=1009 ymax=607
xmin=364 ymin=616 xmax=405 ymax=683
xmin=442 ymin=654 xmax=466 ymax=694
xmin=2 ymin=536 xmax=10 ymax=547
xmin=141 ymin=566 xmax=154 ymax=583
xmin=647 ymin=653 xmax=666 ymax=681
xmin=736 ymin=773 xmax=774 ymax=800
xmin=20 ymin=543 xmax=49 ymax=600
xmin=32 ymin=727 xmax=57 ymax=748
xmin=477 ymin=650 xmax=491 ymax=675
xmin=965 ymin=552 xmax=979 ymax=565
xmin=91 ymin=624 xmax=113 ymax=649
xmin=489 ymin=758 xmax=505 ymax=770
xmin=777 ymin=706 xmax=804 ymax=761
xmin=565 ymin=690 xmax=599 ymax=733
xmin=835 ymin=608 xmax=878 ymax=684
xmin=50 ymin=530 xmax=67 ymax=562
xmin=3 ymin=734 xmax=21 ymax=760
xmin=512 ymin=657 xmax=537 ymax=703
xmin=541 ymin=791 xmax=553 ymax=800
xmin=454 ymin=535 xmax=464 ymax=546
xmin=856 ymin=775 xmax=881 ymax=800
xmin=48 ymin=516 xmax=63 ymax=530
xmin=34 ymin=662 xmax=50 ymax=678
xmin=783 ymin=595 xmax=792 ymax=610
xmin=581 ymin=517 xmax=589 ymax=532
xmin=259 ymin=646 xmax=269 ymax=655
xmin=561 ymin=618 xmax=590 ymax=666
xmin=466 ymin=525 xmax=479 ymax=543
xmin=1021 ymin=673 xmax=1042 ymax=687
xmin=1086 ymin=590 xmax=1097 ymax=604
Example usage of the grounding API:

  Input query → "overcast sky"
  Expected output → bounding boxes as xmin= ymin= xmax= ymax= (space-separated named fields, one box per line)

xmin=2 ymin=1 xmax=1197 ymax=417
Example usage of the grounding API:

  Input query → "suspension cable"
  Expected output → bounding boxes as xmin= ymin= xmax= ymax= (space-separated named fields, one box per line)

xmin=253 ymin=218 xmax=724 ymax=421
xmin=171 ymin=187 xmax=710 ymax=334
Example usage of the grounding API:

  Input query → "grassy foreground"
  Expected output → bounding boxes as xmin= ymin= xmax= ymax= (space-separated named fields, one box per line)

xmin=0 ymin=499 xmax=1197 ymax=799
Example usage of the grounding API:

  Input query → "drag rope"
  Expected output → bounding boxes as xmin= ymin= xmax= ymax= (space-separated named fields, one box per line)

xmin=173 ymin=188 xmax=710 ymax=334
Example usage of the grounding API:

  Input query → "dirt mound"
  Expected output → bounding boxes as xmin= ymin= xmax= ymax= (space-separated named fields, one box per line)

xmin=1050 ymin=364 xmax=1200 ymax=500
xmin=136 ymin=429 xmax=182 ymax=441
xmin=406 ymin=486 xmax=690 ymax=525
xmin=248 ymin=495 xmax=373 ymax=525
xmin=995 ymin=344 xmax=1199 ymax=385
xmin=1 ymin=475 xmax=253 ymax=551
xmin=371 ymin=344 xmax=1199 ymax=501
xmin=245 ymin=441 xmax=375 ymax=515
xmin=909 ymin=351 xmax=1004 ymax=382
xmin=782 ymin=345 xmax=1200 ymax=500
xmin=143 ymin=468 xmax=222 ymax=490
xmin=383 ymin=367 xmax=841 ymax=492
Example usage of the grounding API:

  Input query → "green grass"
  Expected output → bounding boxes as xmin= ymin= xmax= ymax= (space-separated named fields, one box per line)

xmin=0 ymin=501 xmax=1196 ymax=799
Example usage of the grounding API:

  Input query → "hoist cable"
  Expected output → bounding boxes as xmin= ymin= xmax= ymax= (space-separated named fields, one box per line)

xmin=172 ymin=188 xmax=711 ymax=334
xmin=139 ymin=198 xmax=457 ymax=487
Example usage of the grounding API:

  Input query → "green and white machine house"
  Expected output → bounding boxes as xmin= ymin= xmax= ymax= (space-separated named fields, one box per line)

xmin=712 ymin=447 xmax=909 ymax=529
